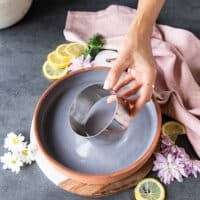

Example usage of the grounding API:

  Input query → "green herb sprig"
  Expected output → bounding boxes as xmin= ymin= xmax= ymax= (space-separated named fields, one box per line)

xmin=83 ymin=33 xmax=106 ymax=60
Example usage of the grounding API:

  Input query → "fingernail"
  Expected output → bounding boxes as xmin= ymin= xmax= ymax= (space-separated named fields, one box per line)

xmin=103 ymin=80 xmax=111 ymax=90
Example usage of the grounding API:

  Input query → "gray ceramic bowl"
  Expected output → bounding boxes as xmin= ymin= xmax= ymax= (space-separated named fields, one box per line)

xmin=33 ymin=67 xmax=161 ymax=184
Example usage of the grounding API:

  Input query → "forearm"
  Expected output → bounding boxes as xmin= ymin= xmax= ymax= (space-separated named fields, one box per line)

xmin=128 ymin=0 xmax=165 ymax=37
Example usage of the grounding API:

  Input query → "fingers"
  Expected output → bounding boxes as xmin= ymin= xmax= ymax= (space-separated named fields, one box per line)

xmin=113 ymin=73 xmax=134 ymax=91
xmin=117 ymin=83 xmax=141 ymax=99
xmin=107 ymin=84 xmax=153 ymax=119
xmin=126 ymin=98 xmax=137 ymax=117
xmin=104 ymin=60 xmax=128 ymax=90
xmin=107 ymin=95 xmax=117 ymax=104
xmin=140 ymin=84 xmax=154 ymax=102
xmin=131 ymin=85 xmax=153 ymax=117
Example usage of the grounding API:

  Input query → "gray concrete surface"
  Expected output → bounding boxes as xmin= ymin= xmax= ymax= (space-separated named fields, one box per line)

xmin=0 ymin=0 xmax=200 ymax=199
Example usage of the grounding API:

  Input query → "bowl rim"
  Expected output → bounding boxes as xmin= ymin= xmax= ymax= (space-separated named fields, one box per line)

xmin=33 ymin=66 xmax=161 ymax=184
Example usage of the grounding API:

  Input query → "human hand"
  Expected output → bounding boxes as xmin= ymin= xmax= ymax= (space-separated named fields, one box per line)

xmin=104 ymin=26 xmax=157 ymax=117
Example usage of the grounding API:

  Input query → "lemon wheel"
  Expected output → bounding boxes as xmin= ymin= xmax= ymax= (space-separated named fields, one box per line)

xmin=134 ymin=178 xmax=165 ymax=200
xmin=42 ymin=61 xmax=68 ymax=80
xmin=65 ymin=42 xmax=86 ymax=58
xmin=56 ymin=44 xmax=72 ymax=60
xmin=47 ymin=51 xmax=71 ymax=69
xmin=162 ymin=121 xmax=186 ymax=143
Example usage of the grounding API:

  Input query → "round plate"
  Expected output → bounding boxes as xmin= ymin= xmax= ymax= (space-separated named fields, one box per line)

xmin=33 ymin=67 xmax=161 ymax=184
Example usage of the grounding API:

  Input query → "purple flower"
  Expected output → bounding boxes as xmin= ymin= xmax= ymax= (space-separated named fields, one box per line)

xmin=161 ymin=135 xmax=172 ymax=146
xmin=69 ymin=55 xmax=93 ymax=71
xmin=160 ymin=136 xmax=178 ymax=156
xmin=175 ymin=147 xmax=193 ymax=176
xmin=190 ymin=160 xmax=200 ymax=178
xmin=154 ymin=135 xmax=200 ymax=184
xmin=175 ymin=146 xmax=200 ymax=178
xmin=153 ymin=153 xmax=188 ymax=184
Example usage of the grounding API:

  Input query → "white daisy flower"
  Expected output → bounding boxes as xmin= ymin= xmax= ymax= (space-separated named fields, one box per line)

xmin=19 ymin=143 xmax=37 ymax=165
xmin=4 ymin=132 xmax=25 ymax=152
xmin=0 ymin=152 xmax=23 ymax=174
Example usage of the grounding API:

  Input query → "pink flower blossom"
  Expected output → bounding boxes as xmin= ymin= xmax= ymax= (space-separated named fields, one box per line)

xmin=190 ymin=160 xmax=200 ymax=178
xmin=69 ymin=55 xmax=93 ymax=71
xmin=175 ymin=147 xmax=192 ymax=176
xmin=153 ymin=153 xmax=187 ymax=184
xmin=153 ymin=135 xmax=200 ymax=184
xmin=160 ymin=136 xmax=178 ymax=156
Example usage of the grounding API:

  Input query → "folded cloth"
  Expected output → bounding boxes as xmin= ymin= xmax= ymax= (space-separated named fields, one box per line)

xmin=64 ymin=5 xmax=200 ymax=157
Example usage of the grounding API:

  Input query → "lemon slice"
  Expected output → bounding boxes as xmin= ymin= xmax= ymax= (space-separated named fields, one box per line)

xmin=162 ymin=121 xmax=186 ymax=143
xmin=42 ymin=61 xmax=68 ymax=80
xmin=65 ymin=42 xmax=86 ymax=58
xmin=47 ymin=51 xmax=71 ymax=69
xmin=134 ymin=178 xmax=165 ymax=200
xmin=56 ymin=44 xmax=72 ymax=60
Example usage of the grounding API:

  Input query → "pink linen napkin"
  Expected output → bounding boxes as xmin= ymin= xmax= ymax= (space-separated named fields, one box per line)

xmin=64 ymin=5 xmax=200 ymax=157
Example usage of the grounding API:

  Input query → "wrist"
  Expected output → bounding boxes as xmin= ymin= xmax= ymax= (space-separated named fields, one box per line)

xmin=125 ymin=19 xmax=152 ymax=49
xmin=128 ymin=16 xmax=153 ymax=39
